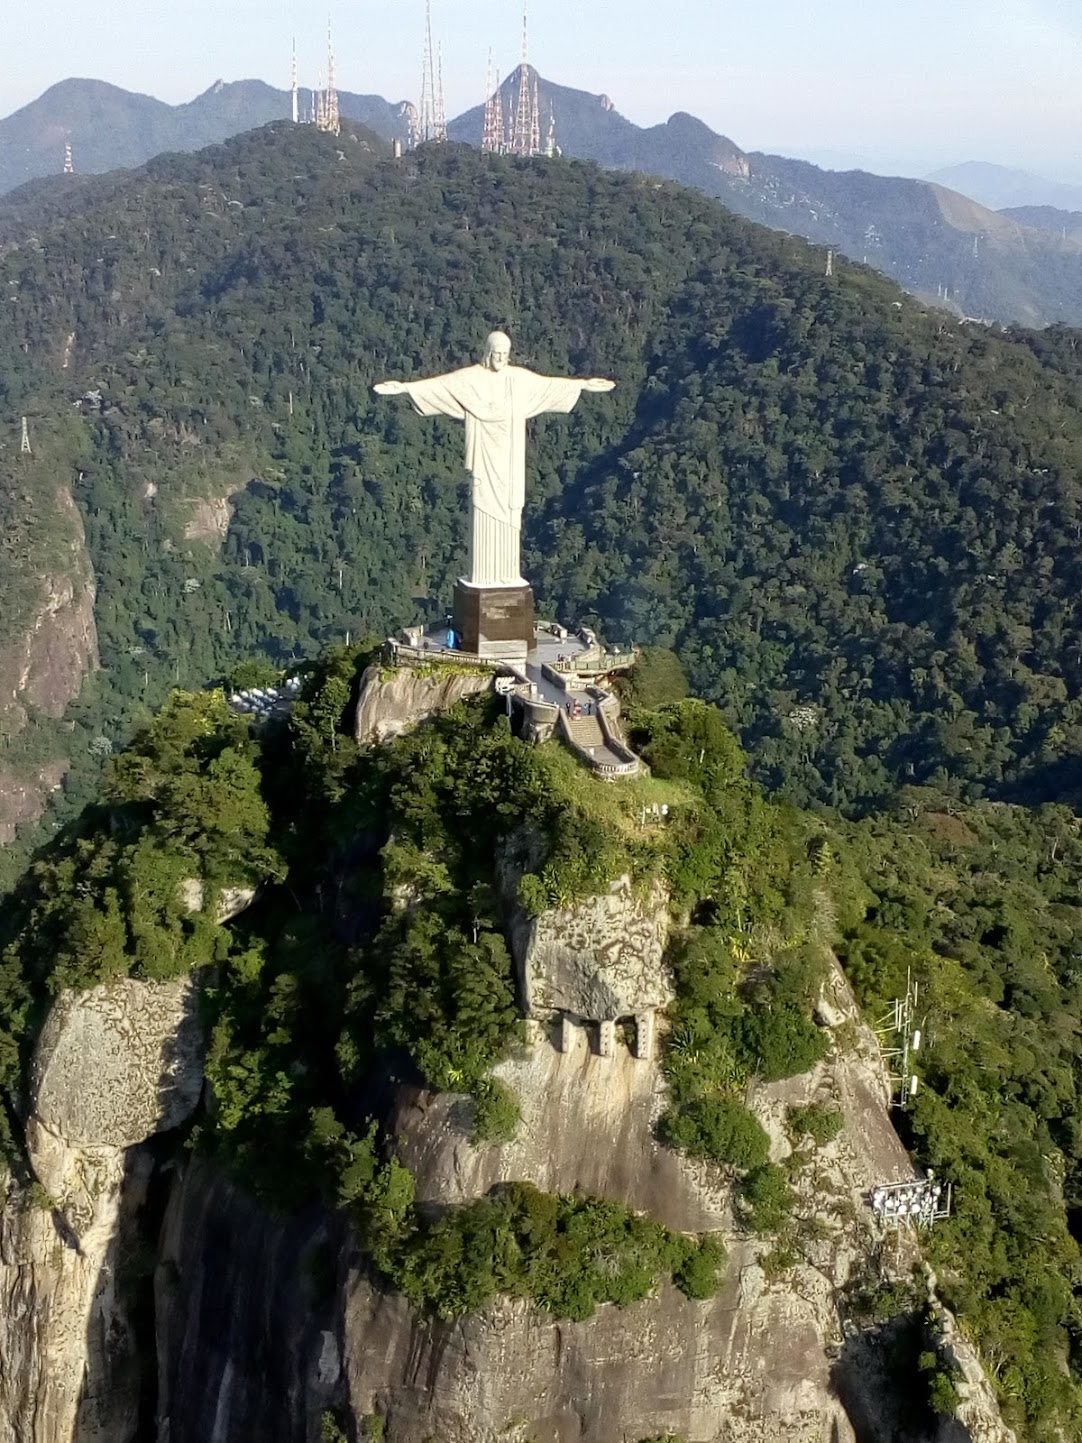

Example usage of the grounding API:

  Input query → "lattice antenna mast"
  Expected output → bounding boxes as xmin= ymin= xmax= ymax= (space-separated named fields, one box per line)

xmin=530 ymin=74 xmax=541 ymax=156
xmin=434 ymin=43 xmax=447 ymax=142
xmin=418 ymin=0 xmax=436 ymax=143
xmin=20 ymin=417 xmax=31 ymax=455
xmin=291 ymin=37 xmax=299 ymax=123
xmin=482 ymin=50 xmax=500 ymax=153
xmin=323 ymin=21 xmax=341 ymax=135
xmin=494 ymin=71 xmax=504 ymax=152
xmin=545 ymin=105 xmax=556 ymax=158
xmin=513 ymin=1 xmax=532 ymax=155
xmin=63 ymin=142 xmax=74 ymax=174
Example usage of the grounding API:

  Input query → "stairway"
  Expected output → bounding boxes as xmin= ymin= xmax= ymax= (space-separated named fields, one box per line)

xmin=566 ymin=715 xmax=604 ymax=749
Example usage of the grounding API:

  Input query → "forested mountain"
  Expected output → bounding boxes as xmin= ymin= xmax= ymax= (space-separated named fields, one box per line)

xmin=0 ymin=76 xmax=410 ymax=194
xmin=1002 ymin=204 xmax=1082 ymax=244
xmin=2 ymin=119 xmax=1082 ymax=1441
xmin=6 ymin=70 xmax=1082 ymax=326
xmin=3 ymin=121 xmax=1082 ymax=866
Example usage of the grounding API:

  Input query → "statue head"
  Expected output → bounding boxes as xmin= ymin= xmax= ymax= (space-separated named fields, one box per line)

xmin=482 ymin=331 xmax=512 ymax=372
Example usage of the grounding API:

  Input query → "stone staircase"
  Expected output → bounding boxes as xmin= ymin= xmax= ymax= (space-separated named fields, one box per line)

xmin=566 ymin=715 xmax=605 ymax=749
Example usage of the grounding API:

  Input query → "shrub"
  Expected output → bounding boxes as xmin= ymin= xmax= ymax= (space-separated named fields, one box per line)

xmin=673 ymin=1235 xmax=726 ymax=1300
xmin=737 ymin=1164 xmax=794 ymax=1233
xmin=787 ymin=1101 xmax=843 ymax=1147
xmin=471 ymin=1078 xmax=521 ymax=1144
xmin=660 ymin=1098 xmax=770 ymax=1170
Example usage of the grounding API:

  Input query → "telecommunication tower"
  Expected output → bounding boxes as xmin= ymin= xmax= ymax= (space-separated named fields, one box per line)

xmin=315 ymin=23 xmax=340 ymax=135
xmin=545 ymin=106 xmax=557 ymax=158
xmin=416 ymin=0 xmax=439 ymax=145
xmin=63 ymin=143 xmax=74 ymax=175
xmin=20 ymin=417 xmax=31 ymax=455
xmin=291 ymin=38 xmax=299 ymax=123
xmin=434 ymin=44 xmax=447 ymax=142
xmin=509 ymin=3 xmax=543 ymax=157
xmin=875 ymin=969 xmax=923 ymax=1109
xmin=482 ymin=51 xmax=504 ymax=154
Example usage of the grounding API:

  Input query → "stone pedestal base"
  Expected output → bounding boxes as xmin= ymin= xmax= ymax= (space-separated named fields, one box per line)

xmin=453 ymin=580 xmax=534 ymax=660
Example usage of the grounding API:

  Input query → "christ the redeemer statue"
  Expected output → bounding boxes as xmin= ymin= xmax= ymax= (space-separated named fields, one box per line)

xmin=374 ymin=332 xmax=614 ymax=591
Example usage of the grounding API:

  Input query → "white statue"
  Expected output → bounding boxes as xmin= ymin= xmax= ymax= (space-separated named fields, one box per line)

xmin=374 ymin=332 xmax=615 ymax=589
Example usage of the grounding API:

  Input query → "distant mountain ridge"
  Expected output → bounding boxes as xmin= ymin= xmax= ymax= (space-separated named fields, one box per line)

xmin=4 ymin=71 xmax=1082 ymax=327
xmin=0 ymin=76 xmax=411 ymax=194
xmin=926 ymin=160 xmax=1082 ymax=213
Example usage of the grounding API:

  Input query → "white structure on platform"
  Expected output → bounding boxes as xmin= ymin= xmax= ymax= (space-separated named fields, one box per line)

xmin=374 ymin=333 xmax=613 ymax=588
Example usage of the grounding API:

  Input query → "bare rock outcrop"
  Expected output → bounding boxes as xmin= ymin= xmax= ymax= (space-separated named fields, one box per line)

xmin=0 ymin=760 xmax=67 ymax=845
xmin=354 ymin=661 xmax=495 ymax=745
xmin=498 ymin=841 xmax=672 ymax=1020
xmin=0 ymin=975 xmax=207 ymax=1443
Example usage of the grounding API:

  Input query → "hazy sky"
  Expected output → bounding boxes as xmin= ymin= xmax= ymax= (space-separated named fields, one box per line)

xmin=2 ymin=0 xmax=1080 ymax=179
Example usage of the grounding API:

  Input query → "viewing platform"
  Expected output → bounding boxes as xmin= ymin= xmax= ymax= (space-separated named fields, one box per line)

xmin=385 ymin=619 xmax=641 ymax=777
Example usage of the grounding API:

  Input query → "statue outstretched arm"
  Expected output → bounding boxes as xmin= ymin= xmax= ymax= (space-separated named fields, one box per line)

xmin=373 ymin=380 xmax=407 ymax=395
xmin=582 ymin=378 xmax=615 ymax=392
xmin=372 ymin=374 xmax=468 ymax=420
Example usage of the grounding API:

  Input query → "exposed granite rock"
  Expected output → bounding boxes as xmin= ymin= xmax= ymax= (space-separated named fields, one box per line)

xmin=394 ymin=1019 xmax=727 ymax=1233
xmin=183 ymin=494 xmax=234 ymax=543
xmin=354 ymin=661 xmax=495 ymax=745
xmin=30 ymin=974 xmax=205 ymax=1167
xmin=502 ymin=859 xmax=672 ymax=1020
xmin=178 ymin=877 xmax=257 ymax=922
xmin=153 ymin=1162 xmax=342 ymax=1443
xmin=0 ymin=485 xmax=99 ymax=733
xmin=0 ymin=760 xmax=68 ymax=845
xmin=0 ymin=973 xmax=208 ymax=1443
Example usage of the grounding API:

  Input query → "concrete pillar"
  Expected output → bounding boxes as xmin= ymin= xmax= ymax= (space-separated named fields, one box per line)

xmin=598 ymin=1019 xmax=616 ymax=1059
xmin=635 ymin=1010 xmax=655 ymax=1062
xmin=558 ymin=1014 xmax=574 ymax=1054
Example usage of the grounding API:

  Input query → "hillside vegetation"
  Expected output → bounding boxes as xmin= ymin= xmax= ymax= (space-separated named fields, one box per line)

xmin=2 ymin=651 xmax=1081 ymax=1438
xmin=2 ymin=125 xmax=1082 ymax=873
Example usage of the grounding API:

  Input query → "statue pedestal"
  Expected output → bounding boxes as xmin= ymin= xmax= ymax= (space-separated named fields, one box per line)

xmin=453 ymin=580 xmax=534 ymax=660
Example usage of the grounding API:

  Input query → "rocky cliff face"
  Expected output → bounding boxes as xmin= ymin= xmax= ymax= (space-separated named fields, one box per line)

xmin=0 ymin=477 xmax=99 ymax=847
xmin=0 ymin=974 xmax=205 ymax=1443
xmin=0 ymin=908 xmax=1014 ymax=1443
xmin=354 ymin=661 xmax=496 ymax=745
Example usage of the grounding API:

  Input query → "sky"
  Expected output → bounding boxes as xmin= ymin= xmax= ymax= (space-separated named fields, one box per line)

xmin=2 ymin=0 xmax=1080 ymax=181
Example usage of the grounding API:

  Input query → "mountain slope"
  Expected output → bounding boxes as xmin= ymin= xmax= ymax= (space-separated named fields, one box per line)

xmin=926 ymin=160 xmax=1082 ymax=212
xmin=0 ymin=76 xmax=410 ymax=194
xmin=2 ymin=122 xmax=1082 ymax=856
xmin=6 ymin=73 xmax=1082 ymax=326
xmin=1001 ymin=203 xmax=1082 ymax=244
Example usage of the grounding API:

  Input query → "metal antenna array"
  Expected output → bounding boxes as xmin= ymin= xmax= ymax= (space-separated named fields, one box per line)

xmin=875 ymin=968 xmax=922 ymax=1109
xmin=870 ymin=1172 xmax=952 ymax=1230
xmin=512 ymin=2 xmax=533 ymax=155
xmin=63 ymin=143 xmax=74 ymax=175
xmin=434 ymin=43 xmax=447 ymax=142
xmin=482 ymin=51 xmax=504 ymax=154
xmin=291 ymin=38 xmax=299 ymax=123
xmin=20 ymin=417 xmax=31 ymax=455
xmin=416 ymin=0 xmax=439 ymax=145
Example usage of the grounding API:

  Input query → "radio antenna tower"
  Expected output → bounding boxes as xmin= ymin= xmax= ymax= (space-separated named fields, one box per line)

xmin=318 ymin=21 xmax=340 ymax=135
xmin=418 ymin=0 xmax=437 ymax=144
xmin=530 ymin=74 xmax=541 ymax=155
xmin=63 ymin=142 xmax=74 ymax=175
xmin=20 ymin=417 xmax=31 ymax=455
xmin=291 ymin=38 xmax=299 ymax=123
xmin=512 ymin=1 xmax=532 ymax=154
xmin=434 ymin=43 xmax=447 ymax=141
xmin=545 ymin=105 xmax=556 ymax=158
xmin=482 ymin=51 xmax=505 ymax=153
xmin=875 ymin=969 xmax=923 ymax=1110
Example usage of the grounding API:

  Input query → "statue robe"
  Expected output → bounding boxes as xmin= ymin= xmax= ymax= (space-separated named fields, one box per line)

xmin=399 ymin=364 xmax=587 ymax=588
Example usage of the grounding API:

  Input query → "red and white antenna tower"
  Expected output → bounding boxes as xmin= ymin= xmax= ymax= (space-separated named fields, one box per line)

xmin=418 ymin=0 xmax=436 ymax=144
xmin=291 ymin=37 xmax=299 ymax=123
xmin=434 ymin=43 xmax=447 ymax=141
xmin=63 ymin=142 xmax=74 ymax=175
xmin=482 ymin=51 xmax=501 ymax=153
xmin=530 ymin=75 xmax=541 ymax=156
xmin=319 ymin=21 xmax=340 ymax=135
